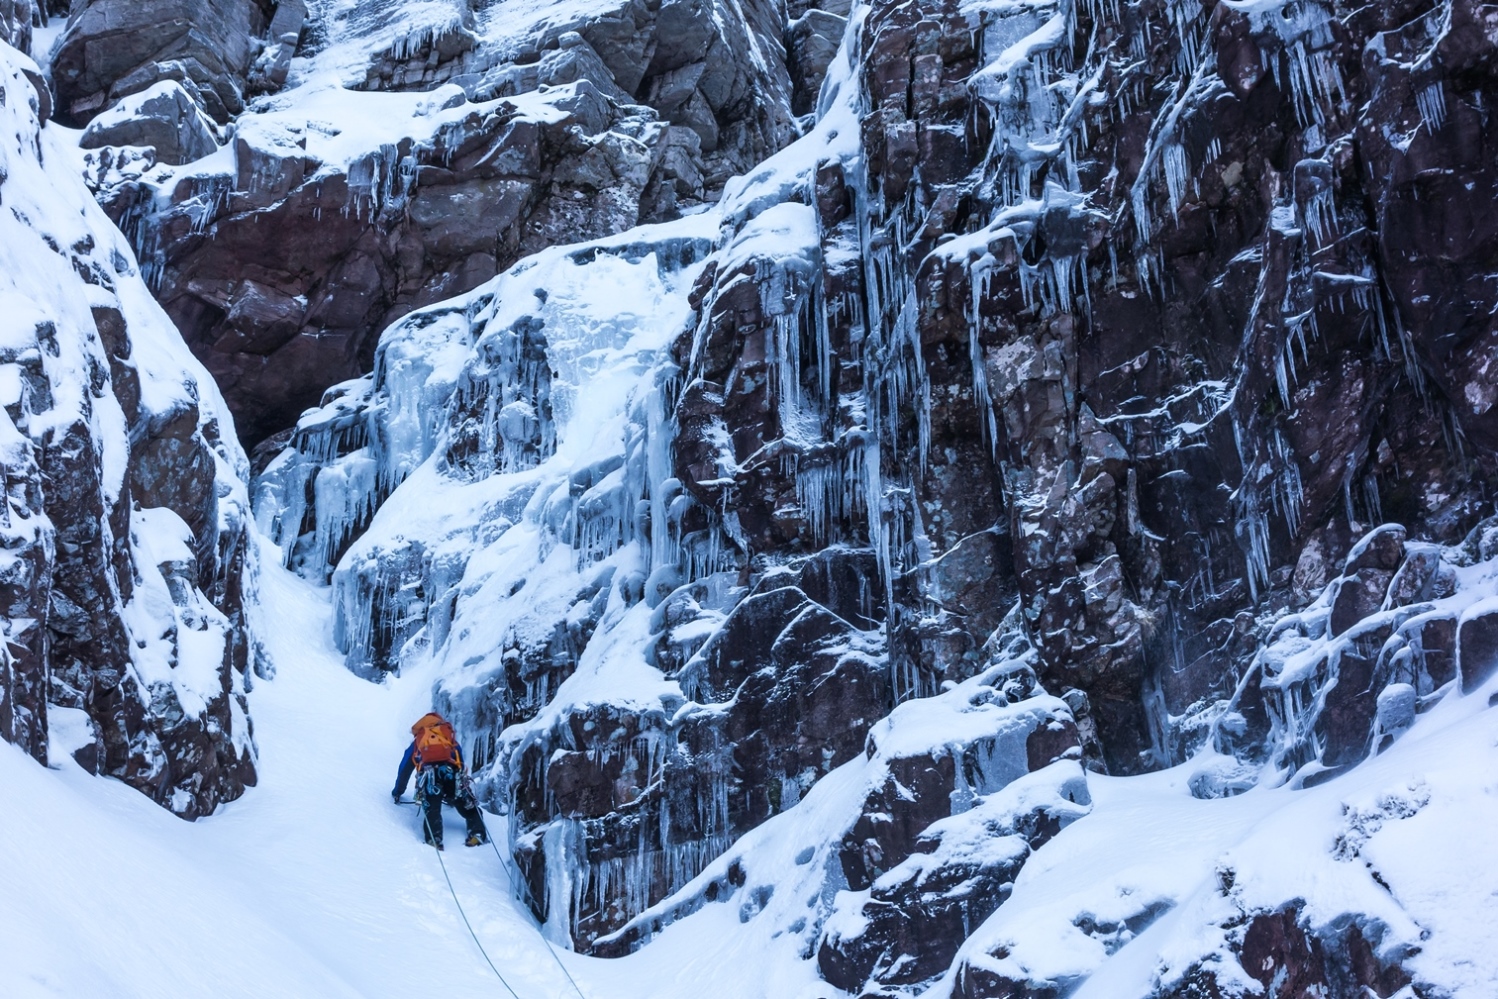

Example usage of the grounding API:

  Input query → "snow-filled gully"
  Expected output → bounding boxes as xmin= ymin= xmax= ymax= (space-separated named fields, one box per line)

xmin=3 ymin=564 xmax=586 ymax=999
xmin=7 ymin=0 xmax=1498 ymax=991
xmin=7 ymin=553 xmax=1498 ymax=996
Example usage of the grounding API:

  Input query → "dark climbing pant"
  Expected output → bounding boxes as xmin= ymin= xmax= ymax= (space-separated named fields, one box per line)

xmin=417 ymin=763 xmax=487 ymax=847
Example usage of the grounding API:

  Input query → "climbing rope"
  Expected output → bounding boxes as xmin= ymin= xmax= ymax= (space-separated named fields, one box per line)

xmin=421 ymin=809 xmax=525 ymax=999
xmin=401 ymin=796 xmax=588 ymax=999
xmin=485 ymin=834 xmax=590 ymax=999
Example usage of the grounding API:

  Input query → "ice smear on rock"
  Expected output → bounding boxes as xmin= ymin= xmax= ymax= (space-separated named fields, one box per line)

xmin=249 ymin=15 xmax=879 ymax=948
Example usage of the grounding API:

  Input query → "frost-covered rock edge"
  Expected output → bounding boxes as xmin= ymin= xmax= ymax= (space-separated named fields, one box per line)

xmin=0 ymin=37 xmax=260 ymax=819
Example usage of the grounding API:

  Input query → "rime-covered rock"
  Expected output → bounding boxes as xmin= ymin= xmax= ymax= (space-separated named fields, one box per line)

xmin=339 ymin=0 xmax=796 ymax=190
xmin=0 ymin=42 xmax=257 ymax=817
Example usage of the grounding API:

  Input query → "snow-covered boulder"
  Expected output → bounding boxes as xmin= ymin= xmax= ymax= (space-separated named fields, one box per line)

xmin=80 ymin=80 xmax=219 ymax=165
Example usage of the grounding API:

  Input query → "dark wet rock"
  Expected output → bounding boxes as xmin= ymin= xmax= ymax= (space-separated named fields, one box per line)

xmin=1161 ymin=904 xmax=1414 ymax=999
xmin=788 ymin=8 xmax=847 ymax=116
xmin=1417 ymin=615 xmax=1458 ymax=688
xmin=1316 ymin=629 xmax=1385 ymax=768
xmin=1329 ymin=569 xmax=1395 ymax=637
xmin=1385 ymin=545 xmax=1452 ymax=608
xmin=0 ymin=0 xmax=34 ymax=52
xmin=1458 ymin=607 xmax=1498 ymax=693
xmin=587 ymin=663 xmax=1091 ymax=981
xmin=1219 ymin=522 xmax=1467 ymax=786
xmin=1345 ymin=524 xmax=1408 ymax=573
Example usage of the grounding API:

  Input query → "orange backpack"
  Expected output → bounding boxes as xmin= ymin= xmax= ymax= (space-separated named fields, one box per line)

xmin=411 ymin=713 xmax=459 ymax=768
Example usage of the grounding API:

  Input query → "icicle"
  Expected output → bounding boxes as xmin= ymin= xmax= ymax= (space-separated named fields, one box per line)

xmin=1416 ymin=82 xmax=1447 ymax=131
xmin=968 ymin=256 xmax=999 ymax=459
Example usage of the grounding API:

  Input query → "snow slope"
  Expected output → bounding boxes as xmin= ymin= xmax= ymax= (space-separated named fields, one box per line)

xmin=1 ymin=559 xmax=586 ymax=999
xmin=5 ymin=550 xmax=1497 ymax=997
xmin=0 ymin=554 xmax=833 ymax=999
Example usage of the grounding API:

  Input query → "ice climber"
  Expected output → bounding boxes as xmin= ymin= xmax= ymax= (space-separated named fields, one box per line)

xmin=392 ymin=712 xmax=489 ymax=850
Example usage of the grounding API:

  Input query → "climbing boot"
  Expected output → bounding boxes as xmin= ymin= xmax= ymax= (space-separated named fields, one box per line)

xmin=465 ymin=832 xmax=486 ymax=847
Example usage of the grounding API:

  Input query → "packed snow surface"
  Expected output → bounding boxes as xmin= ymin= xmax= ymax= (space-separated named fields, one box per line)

xmin=4 ymin=555 xmax=1498 ymax=996
xmin=0 ymin=559 xmax=826 ymax=999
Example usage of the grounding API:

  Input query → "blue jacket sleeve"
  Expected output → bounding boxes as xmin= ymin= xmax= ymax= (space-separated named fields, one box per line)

xmin=393 ymin=743 xmax=416 ymax=798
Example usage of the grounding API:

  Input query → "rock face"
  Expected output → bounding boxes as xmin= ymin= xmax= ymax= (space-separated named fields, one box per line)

xmin=589 ymin=658 xmax=1092 ymax=986
xmin=506 ymin=549 xmax=892 ymax=947
xmin=50 ymin=0 xmax=279 ymax=125
xmin=0 ymin=43 xmax=257 ymax=818
xmin=117 ymin=81 xmax=713 ymax=446
xmin=0 ymin=0 xmax=34 ymax=53
xmin=336 ymin=0 xmax=796 ymax=189
xmin=813 ymin=665 xmax=1087 ymax=994
xmin=787 ymin=0 xmax=853 ymax=116
xmin=87 ymin=0 xmax=1495 ymax=985
xmin=76 ymin=0 xmax=795 ymax=446
xmin=827 ymin=0 xmax=1498 ymax=778
xmin=1154 ymin=903 xmax=1415 ymax=999
xmin=38 ymin=0 xmax=1486 ymax=982
xmin=79 ymin=80 xmax=220 ymax=165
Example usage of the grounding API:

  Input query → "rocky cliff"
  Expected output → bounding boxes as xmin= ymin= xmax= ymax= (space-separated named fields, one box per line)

xmin=23 ymin=0 xmax=1498 ymax=992
xmin=0 ymin=24 xmax=258 ymax=818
